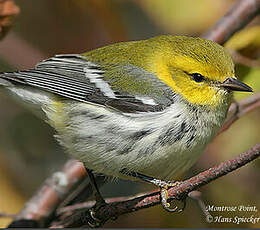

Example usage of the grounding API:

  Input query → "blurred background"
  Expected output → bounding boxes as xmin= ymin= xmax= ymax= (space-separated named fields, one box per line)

xmin=0 ymin=0 xmax=259 ymax=228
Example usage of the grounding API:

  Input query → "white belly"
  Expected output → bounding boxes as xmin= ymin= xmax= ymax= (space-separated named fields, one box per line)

xmin=51 ymin=101 xmax=227 ymax=181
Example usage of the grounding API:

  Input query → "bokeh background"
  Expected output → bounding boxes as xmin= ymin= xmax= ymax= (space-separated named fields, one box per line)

xmin=0 ymin=0 xmax=259 ymax=228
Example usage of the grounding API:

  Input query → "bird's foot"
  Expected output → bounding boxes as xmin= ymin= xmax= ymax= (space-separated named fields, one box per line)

xmin=88 ymin=199 xmax=107 ymax=227
xmin=158 ymin=181 xmax=186 ymax=212
xmin=120 ymin=169 xmax=186 ymax=212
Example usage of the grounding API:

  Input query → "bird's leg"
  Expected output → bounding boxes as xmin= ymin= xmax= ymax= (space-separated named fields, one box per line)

xmin=85 ymin=168 xmax=106 ymax=206
xmin=121 ymin=169 xmax=185 ymax=212
xmin=85 ymin=168 xmax=107 ymax=226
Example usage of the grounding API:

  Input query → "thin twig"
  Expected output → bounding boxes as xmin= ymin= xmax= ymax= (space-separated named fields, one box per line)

xmin=0 ymin=0 xmax=20 ymax=39
xmin=202 ymin=0 xmax=260 ymax=45
xmin=228 ymin=49 xmax=260 ymax=68
xmin=218 ymin=92 xmax=260 ymax=133
xmin=188 ymin=191 xmax=212 ymax=221
xmin=8 ymin=160 xmax=87 ymax=228
xmin=0 ymin=212 xmax=16 ymax=218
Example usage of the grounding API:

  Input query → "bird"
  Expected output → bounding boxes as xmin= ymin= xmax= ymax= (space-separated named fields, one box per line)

xmin=0 ymin=35 xmax=253 ymax=211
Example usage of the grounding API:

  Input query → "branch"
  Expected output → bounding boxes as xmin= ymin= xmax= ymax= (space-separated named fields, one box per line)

xmin=228 ymin=49 xmax=260 ymax=68
xmin=218 ymin=92 xmax=260 ymax=133
xmin=0 ymin=212 xmax=16 ymax=218
xmin=50 ymin=143 xmax=260 ymax=228
xmin=0 ymin=0 xmax=19 ymax=39
xmin=8 ymin=160 xmax=87 ymax=228
xmin=202 ymin=0 xmax=260 ymax=45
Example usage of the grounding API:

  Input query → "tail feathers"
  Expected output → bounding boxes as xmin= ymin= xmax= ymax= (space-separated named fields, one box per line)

xmin=0 ymin=72 xmax=15 ymax=87
xmin=0 ymin=72 xmax=24 ymax=87
xmin=0 ymin=71 xmax=53 ymax=113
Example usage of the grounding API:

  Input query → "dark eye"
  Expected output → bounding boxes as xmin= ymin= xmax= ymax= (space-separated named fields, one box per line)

xmin=190 ymin=73 xmax=205 ymax=83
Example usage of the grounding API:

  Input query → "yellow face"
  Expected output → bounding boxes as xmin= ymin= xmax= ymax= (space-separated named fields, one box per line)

xmin=149 ymin=38 xmax=236 ymax=107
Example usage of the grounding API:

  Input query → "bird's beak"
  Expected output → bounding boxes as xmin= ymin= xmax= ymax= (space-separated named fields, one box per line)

xmin=220 ymin=77 xmax=253 ymax=92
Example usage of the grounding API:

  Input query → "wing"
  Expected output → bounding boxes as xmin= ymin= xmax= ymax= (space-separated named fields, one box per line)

xmin=0 ymin=54 xmax=176 ymax=113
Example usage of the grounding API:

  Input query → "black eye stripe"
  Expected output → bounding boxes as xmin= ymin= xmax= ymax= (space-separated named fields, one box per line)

xmin=190 ymin=73 xmax=205 ymax=83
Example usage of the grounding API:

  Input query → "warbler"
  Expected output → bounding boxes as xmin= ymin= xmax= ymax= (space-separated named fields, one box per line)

xmin=0 ymin=35 xmax=252 ymax=211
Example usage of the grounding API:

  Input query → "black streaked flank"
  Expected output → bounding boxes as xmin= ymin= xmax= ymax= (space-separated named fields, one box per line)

xmin=93 ymin=114 xmax=106 ymax=120
xmin=117 ymin=144 xmax=134 ymax=155
xmin=158 ymin=126 xmax=174 ymax=146
xmin=132 ymin=129 xmax=153 ymax=140
xmin=180 ymin=122 xmax=186 ymax=132
xmin=173 ymin=124 xmax=186 ymax=142
xmin=186 ymin=126 xmax=196 ymax=147
xmin=187 ymin=134 xmax=195 ymax=144
xmin=158 ymin=121 xmax=197 ymax=147
xmin=106 ymin=124 xmax=121 ymax=135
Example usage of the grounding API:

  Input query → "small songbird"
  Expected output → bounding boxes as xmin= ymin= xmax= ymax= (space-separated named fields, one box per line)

xmin=0 ymin=35 xmax=253 ymax=211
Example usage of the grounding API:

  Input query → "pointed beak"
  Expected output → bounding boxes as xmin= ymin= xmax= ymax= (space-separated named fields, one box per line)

xmin=220 ymin=77 xmax=253 ymax=92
